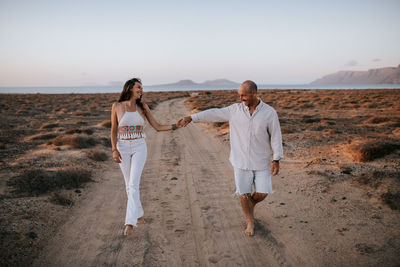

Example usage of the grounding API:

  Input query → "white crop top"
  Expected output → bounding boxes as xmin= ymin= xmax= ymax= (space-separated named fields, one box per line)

xmin=118 ymin=102 xmax=146 ymax=140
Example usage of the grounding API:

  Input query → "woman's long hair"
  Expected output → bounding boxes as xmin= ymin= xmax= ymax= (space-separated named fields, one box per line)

xmin=118 ymin=78 xmax=144 ymax=110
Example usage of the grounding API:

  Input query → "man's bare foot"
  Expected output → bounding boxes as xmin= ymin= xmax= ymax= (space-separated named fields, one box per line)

xmin=137 ymin=217 xmax=146 ymax=224
xmin=244 ymin=221 xmax=255 ymax=236
xmin=124 ymin=225 xmax=134 ymax=236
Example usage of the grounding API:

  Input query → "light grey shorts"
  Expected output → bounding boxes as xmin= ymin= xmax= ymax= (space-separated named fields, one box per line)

xmin=233 ymin=167 xmax=274 ymax=195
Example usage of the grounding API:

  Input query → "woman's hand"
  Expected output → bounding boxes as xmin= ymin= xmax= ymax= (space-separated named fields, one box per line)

xmin=113 ymin=150 xmax=122 ymax=163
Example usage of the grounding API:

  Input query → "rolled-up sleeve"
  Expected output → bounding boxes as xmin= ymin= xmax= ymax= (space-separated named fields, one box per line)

xmin=269 ymin=110 xmax=284 ymax=161
xmin=191 ymin=106 xmax=231 ymax=123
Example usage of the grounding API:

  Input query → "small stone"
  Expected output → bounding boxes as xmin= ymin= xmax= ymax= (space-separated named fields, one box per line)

xmin=170 ymin=177 xmax=178 ymax=181
xmin=342 ymin=197 xmax=347 ymax=200
xmin=280 ymin=202 xmax=285 ymax=205
xmin=75 ymin=189 xmax=81 ymax=193
xmin=26 ymin=232 xmax=37 ymax=239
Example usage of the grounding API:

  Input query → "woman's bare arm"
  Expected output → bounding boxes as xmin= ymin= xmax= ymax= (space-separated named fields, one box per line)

xmin=110 ymin=103 xmax=122 ymax=162
xmin=142 ymin=103 xmax=174 ymax=131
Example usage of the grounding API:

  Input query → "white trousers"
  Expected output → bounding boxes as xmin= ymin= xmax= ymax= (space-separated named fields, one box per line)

xmin=116 ymin=139 xmax=147 ymax=226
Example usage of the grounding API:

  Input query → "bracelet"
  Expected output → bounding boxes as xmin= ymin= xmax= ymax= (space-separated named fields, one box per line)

xmin=112 ymin=148 xmax=117 ymax=152
xmin=171 ymin=124 xmax=177 ymax=130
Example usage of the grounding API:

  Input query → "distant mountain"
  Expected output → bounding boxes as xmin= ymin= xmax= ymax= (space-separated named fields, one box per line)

xmin=156 ymin=79 xmax=239 ymax=87
xmin=163 ymin=79 xmax=198 ymax=86
xmin=202 ymin=79 xmax=239 ymax=86
xmin=311 ymin=65 xmax=400 ymax=84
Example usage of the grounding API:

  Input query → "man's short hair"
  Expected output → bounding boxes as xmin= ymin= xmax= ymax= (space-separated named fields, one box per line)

xmin=241 ymin=80 xmax=257 ymax=93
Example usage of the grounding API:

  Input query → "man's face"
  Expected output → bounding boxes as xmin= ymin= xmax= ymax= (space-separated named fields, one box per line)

xmin=238 ymin=85 xmax=255 ymax=107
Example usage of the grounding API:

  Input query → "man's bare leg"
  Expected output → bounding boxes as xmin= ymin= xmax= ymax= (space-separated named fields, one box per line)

xmin=124 ymin=224 xmax=134 ymax=236
xmin=251 ymin=192 xmax=268 ymax=205
xmin=240 ymin=193 xmax=268 ymax=236
xmin=240 ymin=193 xmax=255 ymax=236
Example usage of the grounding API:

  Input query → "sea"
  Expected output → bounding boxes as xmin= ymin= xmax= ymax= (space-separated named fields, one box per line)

xmin=1 ymin=84 xmax=400 ymax=94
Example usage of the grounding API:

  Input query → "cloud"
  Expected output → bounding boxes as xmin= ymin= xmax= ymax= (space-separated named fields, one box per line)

xmin=344 ymin=60 xmax=358 ymax=67
xmin=372 ymin=58 xmax=381 ymax=62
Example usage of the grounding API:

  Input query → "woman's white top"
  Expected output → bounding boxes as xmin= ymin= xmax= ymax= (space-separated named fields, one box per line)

xmin=118 ymin=102 xmax=146 ymax=140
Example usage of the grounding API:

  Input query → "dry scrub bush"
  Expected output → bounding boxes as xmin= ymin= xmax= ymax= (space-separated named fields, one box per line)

xmin=87 ymin=149 xmax=108 ymax=161
xmin=29 ymin=133 xmax=58 ymax=140
xmin=73 ymin=111 xmax=91 ymax=116
xmin=15 ymin=109 xmax=29 ymax=115
xmin=49 ymin=191 xmax=74 ymax=206
xmin=297 ymin=103 xmax=314 ymax=109
xmin=65 ymin=128 xmax=94 ymax=135
xmin=50 ymin=134 xmax=97 ymax=148
xmin=40 ymin=123 xmax=59 ymax=129
xmin=100 ymin=137 xmax=111 ymax=148
xmin=98 ymin=120 xmax=111 ymax=128
xmin=302 ymin=117 xmax=321 ymax=123
xmin=322 ymin=129 xmax=339 ymax=135
xmin=7 ymin=168 xmax=92 ymax=196
xmin=281 ymin=127 xmax=293 ymax=134
xmin=89 ymin=104 xmax=97 ymax=111
xmin=365 ymin=117 xmax=390 ymax=124
xmin=381 ymin=191 xmax=400 ymax=210
xmin=344 ymin=140 xmax=399 ymax=162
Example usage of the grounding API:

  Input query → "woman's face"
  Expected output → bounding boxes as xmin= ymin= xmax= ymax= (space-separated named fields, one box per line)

xmin=131 ymin=82 xmax=143 ymax=100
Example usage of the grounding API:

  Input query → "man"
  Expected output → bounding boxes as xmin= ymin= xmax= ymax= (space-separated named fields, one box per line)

xmin=179 ymin=80 xmax=283 ymax=236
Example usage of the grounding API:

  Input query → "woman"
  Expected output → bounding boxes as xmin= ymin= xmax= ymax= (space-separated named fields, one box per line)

xmin=111 ymin=78 xmax=179 ymax=236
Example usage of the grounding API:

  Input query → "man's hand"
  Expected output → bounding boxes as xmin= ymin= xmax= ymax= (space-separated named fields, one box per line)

xmin=178 ymin=116 xmax=192 ymax=127
xmin=271 ymin=161 xmax=279 ymax=176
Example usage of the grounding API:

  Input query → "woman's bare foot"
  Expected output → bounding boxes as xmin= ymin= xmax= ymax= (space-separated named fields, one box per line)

xmin=124 ymin=225 xmax=134 ymax=236
xmin=137 ymin=217 xmax=146 ymax=224
xmin=244 ymin=220 xmax=255 ymax=236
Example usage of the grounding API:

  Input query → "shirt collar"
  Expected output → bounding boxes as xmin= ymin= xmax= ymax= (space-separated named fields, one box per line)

xmin=243 ymin=98 xmax=264 ymax=110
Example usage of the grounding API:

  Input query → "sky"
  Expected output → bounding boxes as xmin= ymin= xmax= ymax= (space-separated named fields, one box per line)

xmin=0 ymin=0 xmax=399 ymax=87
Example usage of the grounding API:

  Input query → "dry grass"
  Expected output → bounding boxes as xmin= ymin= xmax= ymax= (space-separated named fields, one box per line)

xmin=49 ymin=134 xmax=97 ymax=148
xmin=7 ymin=168 xmax=92 ymax=196
xmin=28 ymin=133 xmax=58 ymax=141
xmin=87 ymin=149 xmax=108 ymax=161
xmin=343 ymin=139 xmax=399 ymax=162
xmin=48 ymin=191 xmax=74 ymax=206
xmin=381 ymin=191 xmax=400 ymax=210
xmin=98 ymin=120 xmax=111 ymax=128
xmin=64 ymin=128 xmax=94 ymax=135
xmin=40 ymin=123 xmax=59 ymax=129
xmin=365 ymin=117 xmax=391 ymax=124
xmin=73 ymin=111 xmax=91 ymax=117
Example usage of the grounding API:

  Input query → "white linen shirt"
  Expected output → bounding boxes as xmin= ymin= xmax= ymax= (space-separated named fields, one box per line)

xmin=191 ymin=99 xmax=284 ymax=170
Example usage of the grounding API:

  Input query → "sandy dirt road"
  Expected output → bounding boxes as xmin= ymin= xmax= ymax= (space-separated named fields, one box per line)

xmin=32 ymin=97 xmax=399 ymax=266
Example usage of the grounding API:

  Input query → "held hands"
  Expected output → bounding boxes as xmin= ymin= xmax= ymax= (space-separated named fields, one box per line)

xmin=177 ymin=116 xmax=192 ymax=128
